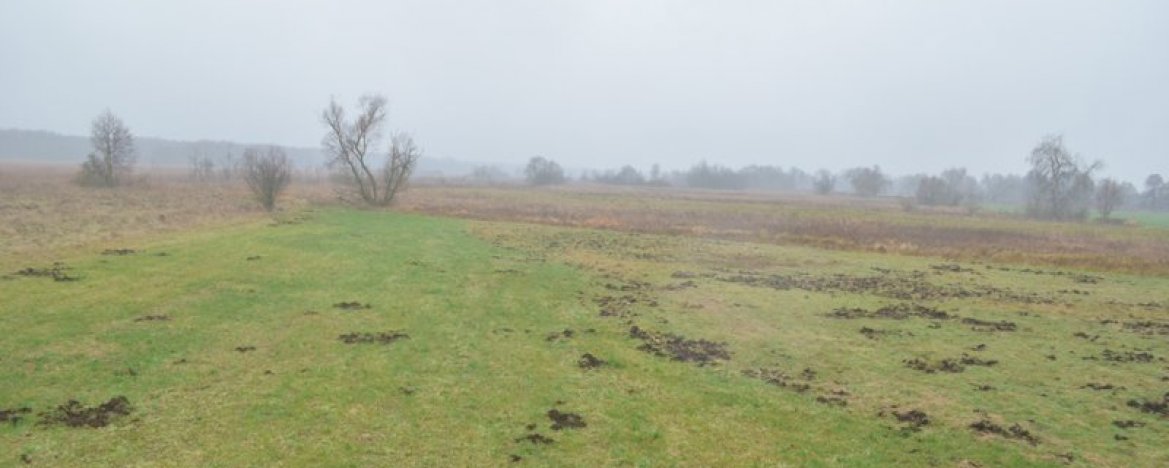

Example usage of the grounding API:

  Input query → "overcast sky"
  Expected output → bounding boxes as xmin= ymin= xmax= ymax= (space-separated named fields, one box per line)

xmin=2 ymin=0 xmax=1166 ymax=181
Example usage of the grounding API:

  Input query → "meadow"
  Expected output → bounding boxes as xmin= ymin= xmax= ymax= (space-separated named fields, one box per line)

xmin=2 ymin=168 xmax=1168 ymax=466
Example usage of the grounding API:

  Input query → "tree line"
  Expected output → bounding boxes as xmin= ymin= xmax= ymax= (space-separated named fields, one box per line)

xmin=519 ymin=135 xmax=1164 ymax=221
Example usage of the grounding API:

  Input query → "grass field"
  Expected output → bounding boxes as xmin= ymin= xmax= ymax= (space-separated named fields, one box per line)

xmin=3 ymin=202 xmax=1168 ymax=466
xmin=2 ymin=168 xmax=1168 ymax=466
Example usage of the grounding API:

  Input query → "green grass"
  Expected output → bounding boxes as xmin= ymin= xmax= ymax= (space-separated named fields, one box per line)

xmin=2 ymin=209 xmax=1165 ymax=466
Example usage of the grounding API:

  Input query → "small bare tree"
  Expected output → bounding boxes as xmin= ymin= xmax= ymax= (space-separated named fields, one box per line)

xmin=1095 ymin=178 xmax=1124 ymax=220
xmin=188 ymin=147 xmax=216 ymax=183
xmin=78 ymin=110 xmax=136 ymax=187
xmin=812 ymin=169 xmax=836 ymax=195
xmin=321 ymin=94 xmax=421 ymax=206
xmin=242 ymin=146 xmax=292 ymax=211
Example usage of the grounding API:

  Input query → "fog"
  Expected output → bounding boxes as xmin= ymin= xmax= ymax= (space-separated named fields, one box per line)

xmin=1 ymin=0 xmax=1166 ymax=181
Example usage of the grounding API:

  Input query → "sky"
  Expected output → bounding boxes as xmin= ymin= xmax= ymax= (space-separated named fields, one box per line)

xmin=1 ymin=0 xmax=1166 ymax=181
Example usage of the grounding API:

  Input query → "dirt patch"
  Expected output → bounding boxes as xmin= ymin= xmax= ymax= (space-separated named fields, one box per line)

xmin=595 ymin=294 xmax=640 ymax=318
xmin=1113 ymin=420 xmax=1146 ymax=429
xmin=718 ymin=271 xmax=1053 ymax=304
xmin=339 ymin=331 xmax=410 ymax=345
xmin=859 ymin=327 xmax=908 ymax=340
xmin=663 ymin=280 xmax=697 ymax=291
xmin=742 ymin=368 xmax=813 ymax=393
xmin=629 ymin=326 xmax=730 ymax=366
xmin=1121 ymin=321 xmax=1169 ymax=336
xmin=885 ymin=408 xmax=930 ymax=431
xmin=333 ymin=301 xmax=371 ymax=310
xmin=961 ymin=318 xmax=1017 ymax=332
xmin=547 ymin=409 xmax=586 ymax=430
xmin=904 ymin=358 xmax=966 ymax=373
xmin=827 ymin=303 xmax=955 ymax=320
xmin=1085 ymin=349 xmax=1159 ymax=363
xmin=905 ymin=354 xmax=997 ymax=374
xmin=133 ymin=315 xmax=170 ymax=322
xmin=235 ymin=346 xmax=256 ymax=353
xmin=1126 ymin=393 xmax=1169 ymax=417
xmin=14 ymin=263 xmax=79 ymax=282
xmin=994 ymin=266 xmax=1103 ymax=285
xmin=1081 ymin=383 xmax=1124 ymax=391
xmin=815 ymin=389 xmax=850 ymax=407
xmin=1073 ymin=332 xmax=1100 ymax=341
xmin=38 ymin=397 xmax=132 ymax=428
xmin=101 ymin=248 xmax=137 ymax=256
xmin=545 ymin=329 xmax=575 ymax=342
xmin=1 ymin=407 xmax=32 ymax=425
xmin=577 ymin=353 xmax=607 ymax=370
xmin=931 ymin=264 xmax=976 ymax=274
xmin=969 ymin=419 xmax=1040 ymax=446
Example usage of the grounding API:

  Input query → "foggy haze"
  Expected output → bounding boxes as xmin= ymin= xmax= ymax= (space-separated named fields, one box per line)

xmin=1 ymin=0 xmax=1166 ymax=182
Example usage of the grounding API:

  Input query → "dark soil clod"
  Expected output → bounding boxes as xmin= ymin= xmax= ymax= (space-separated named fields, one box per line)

xmin=904 ymin=358 xmax=965 ymax=373
xmin=1121 ymin=321 xmax=1169 ymax=336
xmin=547 ymin=409 xmax=586 ymax=430
xmin=828 ymin=303 xmax=954 ymax=320
xmin=514 ymin=433 xmax=554 ymax=444
xmin=333 ymin=302 xmax=371 ymax=311
xmin=1087 ymin=349 xmax=1159 ymax=363
xmin=545 ymin=329 xmax=575 ymax=342
xmin=1081 ymin=383 xmax=1123 ymax=391
xmin=742 ymin=368 xmax=812 ymax=393
xmin=1126 ymin=393 xmax=1169 ymax=417
xmin=969 ymin=419 xmax=1040 ymax=446
xmin=961 ymin=318 xmax=1017 ymax=332
xmin=38 ymin=397 xmax=132 ymax=428
xmin=578 ymin=353 xmax=607 ymax=370
xmin=1113 ymin=420 xmax=1146 ymax=429
xmin=629 ymin=326 xmax=730 ymax=366
xmin=101 ymin=249 xmax=137 ymax=256
xmin=1 ymin=407 xmax=32 ymax=425
xmin=860 ymin=327 xmax=906 ymax=340
xmin=1073 ymin=332 xmax=1099 ymax=341
xmin=15 ymin=263 xmax=79 ymax=282
xmin=133 ymin=315 xmax=170 ymax=322
xmin=338 ymin=331 xmax=410 ymax=345
xmin=893 ymin=409 xmax=930 ymax=431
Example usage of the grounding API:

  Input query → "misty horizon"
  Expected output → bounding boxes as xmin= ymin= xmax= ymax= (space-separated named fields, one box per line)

xmin=2 ymin=1 xmax=1166 ymax=182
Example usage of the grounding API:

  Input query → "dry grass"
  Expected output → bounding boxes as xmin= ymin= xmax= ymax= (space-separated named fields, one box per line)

xmin=398 ymin=184 xmax=1169 ymax=275
xmin=0 ymin=164 xmax=329 ymax=265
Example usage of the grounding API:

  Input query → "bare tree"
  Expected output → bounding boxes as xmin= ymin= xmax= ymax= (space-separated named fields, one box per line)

xmin=1095 ymin=178 xmax=1124 ymax=220
xmin=242 ymin=146 xmax=292 ymax=211
xmin=78 ymin=110 xmax=136 ymax=187
xmin=321 ymin=94 xmax=421 ymax=206
xmin=846 ymin=166 xmax=889 ymax=197
xmin=525 ymin=156 xmax=566 ymax=186
xmin=188 ymin=146 xmax=216 ymax=183
xmin=812 ymin=169 xmax=836 ymax=195
xmin=1025 ymin=135 xmax=1100 ymax=220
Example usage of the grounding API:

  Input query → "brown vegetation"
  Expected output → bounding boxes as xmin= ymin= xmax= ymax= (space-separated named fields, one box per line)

xmin=0 ymin=164 xmax=325 ymax=264
xmin=397 ymin=185 xmax=1169 ymax=275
